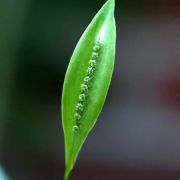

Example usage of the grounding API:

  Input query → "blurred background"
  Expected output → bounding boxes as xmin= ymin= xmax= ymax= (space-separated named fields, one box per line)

xmin=0 ymin=0 xmax=180 ymax=179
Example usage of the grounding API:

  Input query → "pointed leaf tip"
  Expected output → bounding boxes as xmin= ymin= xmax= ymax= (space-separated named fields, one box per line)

xmin=105 ymin=0 xmax=115 ymax=14
xmin=108 ymin=0 xmax=115 ymax=7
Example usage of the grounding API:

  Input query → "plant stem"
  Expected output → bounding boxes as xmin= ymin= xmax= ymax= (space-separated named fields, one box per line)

xmin=63 ymin=170 xmax=70 ymax=180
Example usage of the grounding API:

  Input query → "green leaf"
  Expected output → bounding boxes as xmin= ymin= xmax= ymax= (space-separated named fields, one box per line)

xmin=62 ymin=0 xmax=116 ymax=178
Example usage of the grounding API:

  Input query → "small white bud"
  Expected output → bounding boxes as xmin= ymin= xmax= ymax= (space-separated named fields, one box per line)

xmin=74 ymin=113 xmax=81 ymax=120
xmin=89 ymin=60 xmax=96 ymax=67
xmin=79 ymin=94 xmax=86 ymax=101
xmin=81 ymin=83 xmax=88 ymax=91
xmin=93 ymin=45 xmax=100 ymax=52
xmin=72 ymin=125 xmax=79 ymax=132
xmin=76 ymin=103 xmax=84 ymax=111
xmin=87 ymin=67 xmax=94 ymax=75
xmin=92 ymin=52 xmax=98 ymax=58
xmin=84 ymin=76 xmax=91 ymax=83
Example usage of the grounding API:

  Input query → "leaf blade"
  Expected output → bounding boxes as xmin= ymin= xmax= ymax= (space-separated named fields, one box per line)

xmin=62 ymin=0 xmax=116 ymax=175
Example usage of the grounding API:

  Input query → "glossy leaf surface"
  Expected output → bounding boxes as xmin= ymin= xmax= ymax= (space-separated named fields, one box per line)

xmin=62 ymin=0 xmax=116 ymax=178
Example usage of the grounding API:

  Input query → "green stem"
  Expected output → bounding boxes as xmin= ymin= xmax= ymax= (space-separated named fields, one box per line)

xmin=63 ymin=170 xmax=70 ymax=180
